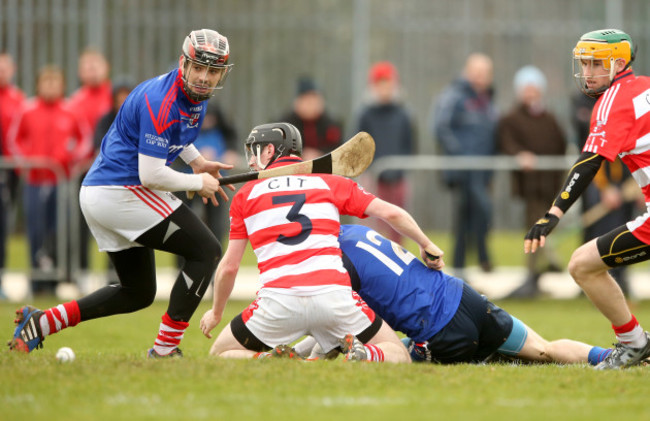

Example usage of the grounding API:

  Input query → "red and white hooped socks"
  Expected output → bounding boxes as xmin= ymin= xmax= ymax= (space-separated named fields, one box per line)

xmin=39 ymin=301 xmax=81 ymax=337
xmin=152 ymin=313 xmax=189 ymax=356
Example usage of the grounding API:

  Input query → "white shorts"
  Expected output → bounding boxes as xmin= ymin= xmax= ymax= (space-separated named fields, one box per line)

xmin=237 ymin=288 xmax=376 ymax=352
xmin=79 ymin=185 xmax=182 ymax=252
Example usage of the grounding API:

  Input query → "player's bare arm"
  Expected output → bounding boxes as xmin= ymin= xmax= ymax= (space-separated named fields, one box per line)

xmin=199 ymin=238 xmax=248 ymax=338
xmin=364 ymin=197 xmax=445 ymax=270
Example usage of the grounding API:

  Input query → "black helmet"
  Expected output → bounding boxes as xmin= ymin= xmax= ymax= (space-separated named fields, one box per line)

xmin=245 ymin=122 xmax=303 ymax=169
xmin=181 ymin=29 xmax=233 ymax=101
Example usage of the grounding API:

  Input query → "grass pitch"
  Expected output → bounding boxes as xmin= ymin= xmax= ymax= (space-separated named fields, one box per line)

xmin=2 ymin=298 xmax=650 ymax=420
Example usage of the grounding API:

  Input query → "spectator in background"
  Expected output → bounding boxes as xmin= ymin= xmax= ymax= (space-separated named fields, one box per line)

xmin=279 ymin=76 xmax=343 ymax=160
xmin=69 ymin=48 xmax=112 ymax=134
xmin=0 ymin=52 xmax=25 ymax=299
xmin=432 ymin=53 xmax=497 ymax=277
xmin=571 ymin=92 xmax=638 ymax=297
xmin=94 ymin=76 xmax=135 ymax=152
xmin=7 ymin=65 xmax=91 ymax=296
xmin=498 ymin=65 xmax=566 ymax=298
xmin=355 ymin=61 xmax=415 ymax=244
xmin=68 ymin=48 xmax=112 ymax=284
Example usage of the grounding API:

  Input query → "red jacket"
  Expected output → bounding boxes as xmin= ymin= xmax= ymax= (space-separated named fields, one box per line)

xmin=68 ymin=81 xmax=112 ymax=157
xmin=0 ymin=84 xmax=25 ymax=156
xmin=7 ymin=98 xmax=91 ymax=184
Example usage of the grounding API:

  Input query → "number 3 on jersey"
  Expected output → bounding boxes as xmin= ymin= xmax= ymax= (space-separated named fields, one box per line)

xmin=355 ymin=230 xmax=416 ymax=276
xmin=272 ymin=193 xmax=313 ymax=245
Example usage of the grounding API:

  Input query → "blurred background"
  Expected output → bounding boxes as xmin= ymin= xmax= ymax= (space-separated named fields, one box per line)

xmin=2 ymin=0 xmax=650 ymax=299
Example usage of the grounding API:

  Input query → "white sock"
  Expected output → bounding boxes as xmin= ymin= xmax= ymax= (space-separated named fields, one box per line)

xmin=616 ymin=325 xmax=647 ymax=348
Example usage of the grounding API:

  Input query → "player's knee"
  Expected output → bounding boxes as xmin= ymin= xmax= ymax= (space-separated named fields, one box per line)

xmin=191 ymin=235 xmax=222 ymax=265
xmin=125 ymin=284 xmax=157 ymax=311
xmin=399 ymin=345 xmax=412 ymax=363
xmin=567 ymin=251 xmax=583 ymax=281
xmin=568 ymin=246 xmax=603 ymax=285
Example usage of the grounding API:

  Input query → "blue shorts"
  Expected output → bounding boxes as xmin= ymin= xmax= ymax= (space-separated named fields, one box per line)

xmin=415 ymin=283 xmax=518 ymax=364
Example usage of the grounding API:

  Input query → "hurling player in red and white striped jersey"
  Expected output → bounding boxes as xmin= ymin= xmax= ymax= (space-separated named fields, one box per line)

xmin=525 ymin=29 xmax=650 ymax=369
xmin=199 ymin=122 xmax=443 ymax=362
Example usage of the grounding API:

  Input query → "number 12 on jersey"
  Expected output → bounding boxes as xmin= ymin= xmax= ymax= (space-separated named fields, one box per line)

xmin=355 ymin=230 xmax=416 ymax=276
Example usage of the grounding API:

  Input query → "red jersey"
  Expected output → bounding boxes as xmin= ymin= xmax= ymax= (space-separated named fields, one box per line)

xmin=0 ymin=84 xmax=25 ymax=155
xmin=229 ymin=157 xmax=376 ymax=295
xmin=7 ymin=98 xmax=91 ymax=184
xmin=584 ymin=69 xmax=650 ymax=202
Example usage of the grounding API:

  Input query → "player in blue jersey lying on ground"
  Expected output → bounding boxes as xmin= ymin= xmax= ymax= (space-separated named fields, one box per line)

xmin=294 ymin=224 xmax=613 ymax=365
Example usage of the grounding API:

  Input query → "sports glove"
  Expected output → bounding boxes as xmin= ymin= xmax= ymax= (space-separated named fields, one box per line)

xmin=524 ymin=213 xmax=560 ymax=241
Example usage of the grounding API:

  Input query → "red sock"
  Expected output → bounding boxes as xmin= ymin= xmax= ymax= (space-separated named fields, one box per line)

xmin=152 ymin=313 xmax=189 ymax=356
xmin=364 ymin=344 xmax=385 ymax=362
xmin=40 ymin=301 xmax=81 ymax=337
xmin=613 ymin=315 xmax=646 ymax=347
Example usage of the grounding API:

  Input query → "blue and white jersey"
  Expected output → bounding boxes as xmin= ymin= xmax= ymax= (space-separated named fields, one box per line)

xmin=339 ymin=224 xmax=464 ymax=342
xmin=83 ymin=69 xmax=206 ymax=186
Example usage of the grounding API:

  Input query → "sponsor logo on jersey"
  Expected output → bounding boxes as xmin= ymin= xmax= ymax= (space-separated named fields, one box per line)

xmin=180 ymin=110 xmax=200 ymax=128
xmin=144 ymin=133 xmax=169 ymax=148
xmin=169 ymin=145 xmax=184 ymax=154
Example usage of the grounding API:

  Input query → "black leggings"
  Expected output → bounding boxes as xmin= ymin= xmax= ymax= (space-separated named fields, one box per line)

xmin=77 ymin=204 xmax=222 ymax=322
xmin=597 ymin=224 xmax=650 ymax=268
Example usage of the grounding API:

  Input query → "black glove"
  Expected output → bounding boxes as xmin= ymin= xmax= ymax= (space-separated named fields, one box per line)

xmin=524 ymin=213 xmax=560 ymax=241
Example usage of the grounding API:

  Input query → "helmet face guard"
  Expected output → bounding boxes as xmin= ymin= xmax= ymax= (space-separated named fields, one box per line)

xmin=244 ymin=123 xmax=303 ymax=170
xmin=181 ymin=29 xmax=233 ymax=101
xmin=572 ymin=29 xmax=634 ymax=97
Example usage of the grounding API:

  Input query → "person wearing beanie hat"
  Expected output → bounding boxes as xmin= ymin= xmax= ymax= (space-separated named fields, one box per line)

xmin=498 ymin=65 xmax=567 ymax=298
xmin=355 ymin=61 xmax=415 ymax=245
xmin=279 ymin=76 xmax=343 ymax=161
xmin=368 ymin=61 xmax=398 ymax=84
xmin=513 ymin=65 xmax=547 ymax=96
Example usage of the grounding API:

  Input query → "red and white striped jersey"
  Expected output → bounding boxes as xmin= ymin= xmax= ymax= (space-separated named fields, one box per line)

xmin=229 ymin=157 xmax=376 ymax=295
xmin=584 ymin=69 xmax=650 ymax=202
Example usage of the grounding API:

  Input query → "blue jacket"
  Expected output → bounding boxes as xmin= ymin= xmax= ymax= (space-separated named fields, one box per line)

xmin=431 ymin=78 xmax=497 ymax=185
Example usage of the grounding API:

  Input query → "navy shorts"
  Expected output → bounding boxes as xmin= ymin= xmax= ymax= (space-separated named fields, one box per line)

xmin=421 ymin=283 xmax=514 ymax=364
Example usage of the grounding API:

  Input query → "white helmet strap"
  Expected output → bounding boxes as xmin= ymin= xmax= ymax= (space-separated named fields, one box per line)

xmin=255 ymin=144 xmax=267 ymax=170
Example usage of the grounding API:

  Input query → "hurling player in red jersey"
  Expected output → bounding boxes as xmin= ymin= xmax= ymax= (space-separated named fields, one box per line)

xmin=525 ymin=29 xmax=650 ymax=369
xmin=199 ymin=122 xmax=443 ymax=362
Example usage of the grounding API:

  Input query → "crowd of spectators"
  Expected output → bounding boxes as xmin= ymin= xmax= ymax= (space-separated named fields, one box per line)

xmin=0 ymin=48 xmax=635 ymax=300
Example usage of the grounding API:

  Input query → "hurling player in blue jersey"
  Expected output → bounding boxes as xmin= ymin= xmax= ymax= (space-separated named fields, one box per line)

xmin=8 ymin=29 xmax=236 ymax=358
xmin=296 ymin=224 xmax=613 ymax=365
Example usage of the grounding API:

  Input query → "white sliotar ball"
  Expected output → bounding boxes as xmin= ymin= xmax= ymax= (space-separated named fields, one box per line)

xmin=56 ymin=346 xmax=75 ymax=363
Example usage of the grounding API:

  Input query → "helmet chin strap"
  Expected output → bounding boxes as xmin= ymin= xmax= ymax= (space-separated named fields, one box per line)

xmin=255 ymin=144 xmax=267 ymax=170
xmin=609 ymin=58 xmax=618 ymax=83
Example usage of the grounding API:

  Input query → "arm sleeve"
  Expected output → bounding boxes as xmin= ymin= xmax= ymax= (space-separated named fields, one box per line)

xmin=179 ymin=144 xmax=201 ymax=164
xmin=138 ymin=153 xmax=202 ymax=192
xmin=551 ymin=152 xmax=605 ymax=213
